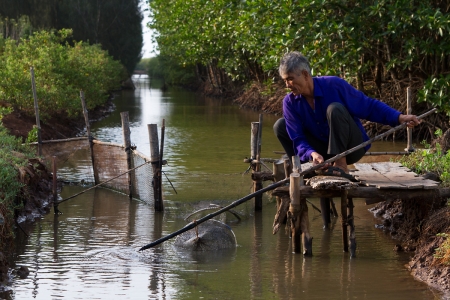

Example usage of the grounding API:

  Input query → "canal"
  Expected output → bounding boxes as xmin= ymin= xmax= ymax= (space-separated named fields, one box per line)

xmin=9 ymin=76 xmax=443 ymax=299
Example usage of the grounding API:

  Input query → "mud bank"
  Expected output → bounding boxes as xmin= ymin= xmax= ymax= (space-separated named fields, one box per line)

xmin=371 ymin=199 xmax=450 ymax=296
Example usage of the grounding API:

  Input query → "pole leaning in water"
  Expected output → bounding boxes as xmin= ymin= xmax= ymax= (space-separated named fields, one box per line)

xmin=138 ymin=108 xmax=437 ymax=251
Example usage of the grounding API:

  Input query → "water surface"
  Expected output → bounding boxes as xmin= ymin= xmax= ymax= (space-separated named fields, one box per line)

xmin=10 ymin=76 xmax=442 ymax=299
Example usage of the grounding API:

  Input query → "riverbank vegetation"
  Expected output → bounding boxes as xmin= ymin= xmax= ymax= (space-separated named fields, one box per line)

xmin=146 ymin=0 xmax=450 ymax=140
xmin=0 ymin=0 xmax=143 ymax=75
xmin=0 ymin=29 xmax=125 ymax=120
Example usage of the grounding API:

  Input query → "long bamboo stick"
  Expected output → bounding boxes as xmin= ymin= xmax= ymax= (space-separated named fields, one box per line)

xmin=138 ymin=108 xmax=437 ymax=251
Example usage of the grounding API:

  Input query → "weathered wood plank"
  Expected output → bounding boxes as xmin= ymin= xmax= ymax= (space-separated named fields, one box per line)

xmin=353 ymin=162 xmax=439 ymax=189
xmin=352 ymin=163 xmax=403 ymax=189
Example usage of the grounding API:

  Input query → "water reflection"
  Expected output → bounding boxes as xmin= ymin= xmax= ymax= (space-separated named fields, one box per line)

xmin=10 ymin=76 xmax=444 ymax=299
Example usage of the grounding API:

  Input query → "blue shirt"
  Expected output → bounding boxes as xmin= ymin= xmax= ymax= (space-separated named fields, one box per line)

xmin=283 ymin=76 xmax=402 ymax=162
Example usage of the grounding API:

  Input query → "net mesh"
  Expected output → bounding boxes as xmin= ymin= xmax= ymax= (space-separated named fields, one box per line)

xmin=39 ymin=138 xmax=154 ymax=205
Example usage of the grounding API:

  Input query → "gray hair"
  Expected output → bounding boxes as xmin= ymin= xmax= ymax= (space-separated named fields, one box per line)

xmin=278 ymin=51 xmax=311 ymax=77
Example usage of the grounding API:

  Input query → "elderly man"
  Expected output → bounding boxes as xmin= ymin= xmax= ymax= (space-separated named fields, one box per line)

xmin=274 ymin=51 xmax=420 ymax=179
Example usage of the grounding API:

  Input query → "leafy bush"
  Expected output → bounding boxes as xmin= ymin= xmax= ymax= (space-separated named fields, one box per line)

xmin=398 ymin=129 xmax=450 ymax=186
xmin=0 ymin=123 xmax=34 ymax=240
xmin=0 ymin=29 xmax=125 ymax=120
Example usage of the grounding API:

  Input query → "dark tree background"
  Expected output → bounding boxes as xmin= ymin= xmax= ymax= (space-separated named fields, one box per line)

xmin=0 ymin=0 xmax=143 ymax=75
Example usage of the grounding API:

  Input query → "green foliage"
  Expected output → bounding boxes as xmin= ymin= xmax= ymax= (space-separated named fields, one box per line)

xmin=26 ymin=125 xmax=38 ymax=144
xmin=0 ymin=106 xmax=12 ymax=120
xmin=398 ymin=129 xmax=450 ymax=186
xmin=0 ymin=29 xmax=124 ymax=120
xmin=146 ymin=55 xmax=198 ymax=87
xmin=434 ymin=233 xmax=450 ymax=265
xmin=0 ymin=123 xmax=34 ymax=239
xmin=146 ymin=0 xmax=450 ymax=113
xmin=1 ymin=0 xmax=143 ymax=75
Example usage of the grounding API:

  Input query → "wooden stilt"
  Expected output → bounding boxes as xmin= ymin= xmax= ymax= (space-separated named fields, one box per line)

xmin=273 ymin=159 xmax=285 ymax=218
xmin=148 ymin=124 xmax=163 ymax=211
xmin=320 ymin=198 xmax=331 ymax=229
xmin=289 ymin=173 xmax=301 ymax=253
xmin=251 ymin=122 xmax=263 ymax=211
xmin=272 ymin=195 xmax=290 ymax=235
xmin=347 ymin=197 xmax=357 ymax=258
xmin=121 ymin=112 xmax=135 ymax=199
xmin=341 ymin=190 xmax=349 ymax=252
xmin=80 ymin=91 xmax=98 ymax=185
xmin=52 ymin=156 xmax=60 ymax=214
xmin=405 ymin=87 xmax=415 ymax=152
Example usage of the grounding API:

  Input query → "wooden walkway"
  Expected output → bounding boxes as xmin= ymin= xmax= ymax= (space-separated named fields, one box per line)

xmin=271 ymin=161 xmax=448 ymax=257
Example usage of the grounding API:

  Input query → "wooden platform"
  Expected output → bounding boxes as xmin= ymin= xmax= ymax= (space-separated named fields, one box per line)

xmin=270 ymin=161 xmax=447 ymax=257
xmin=352 ymin=162 xmax=439 ymax=189
xmin=273 ymin=162 xmax=448 ymax=203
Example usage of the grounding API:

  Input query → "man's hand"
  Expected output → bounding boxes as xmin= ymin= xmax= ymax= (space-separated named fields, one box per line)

xmin=399 ymin=114 xmax=420 ymax=128
xmin=310 ymin=152 xmax=330 ymax=169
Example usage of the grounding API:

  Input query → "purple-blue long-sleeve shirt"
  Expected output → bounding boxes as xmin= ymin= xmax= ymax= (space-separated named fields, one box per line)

xmin=283 ymin=76 xmax=402 ymax=162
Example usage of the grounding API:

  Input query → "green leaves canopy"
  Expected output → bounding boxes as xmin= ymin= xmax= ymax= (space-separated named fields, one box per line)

xmin=148 ymin=0 xmax=450 ymax=113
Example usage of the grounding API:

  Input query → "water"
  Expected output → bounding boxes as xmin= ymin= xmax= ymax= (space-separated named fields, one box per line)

xmin=9 ymin=76 xmax=443 ymax=299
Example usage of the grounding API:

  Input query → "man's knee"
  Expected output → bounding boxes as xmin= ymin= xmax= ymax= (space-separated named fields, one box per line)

xmin=326 ymin=102 xmax=347 ymax=117
xmin=273 ymin=118 xmax=287 ymax=137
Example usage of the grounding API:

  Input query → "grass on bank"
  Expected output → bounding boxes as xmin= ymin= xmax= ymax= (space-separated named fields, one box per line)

xmin=397 ymin=129 xmax=450 ymax=266
xmin=0 ymin=111 xmax=35 ymax=242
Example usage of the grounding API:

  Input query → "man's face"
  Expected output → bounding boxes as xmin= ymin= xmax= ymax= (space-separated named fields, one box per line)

xmin=282 ymin=71 xmax=308 ymax=96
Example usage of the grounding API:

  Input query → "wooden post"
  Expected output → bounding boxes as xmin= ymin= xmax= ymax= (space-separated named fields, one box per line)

xmin=347 ymin=197 xmax=356 ymax=258
xmin=293 ymin=156 xmax=312 ymax=256
xmin=148 ymin=124 xmax=163 ymax=211
xmin=251 ymin=121 xmax=263 ymax=211
xmin=121 ymin=112 xmax=135 ymax=199
xmin=52 ymin=156 xmax=59 ymax=214
xmin=283 ymin=158 xmax=292 ymax=179
xmin=341 ymin=190 xmax=349 ymax=252
xmin=405 ymin=87 xmax=415 ymax=152
xmin=30 ymin=67 xmax=42 ymax=156
xmin=80 ymin=91 xmax=98 ymax=184
xmin=289 ymin=173 xmax=301 ymax=253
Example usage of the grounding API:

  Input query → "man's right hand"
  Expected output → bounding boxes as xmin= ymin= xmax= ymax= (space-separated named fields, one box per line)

xmin=311 ymin=152 xmax=329 ymax=169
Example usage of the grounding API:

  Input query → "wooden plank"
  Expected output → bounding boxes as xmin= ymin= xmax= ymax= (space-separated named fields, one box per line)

xmin=353 ymin=162 xmax=439 ymax=189
xmin=352 ymin=163 xmax=402 ymax=189
xmin=369 ymin=162 xmax=439 ymax=189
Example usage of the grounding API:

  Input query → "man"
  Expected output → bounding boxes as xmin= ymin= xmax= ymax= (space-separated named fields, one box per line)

xmin=274 ymin=51 xmax=420 ymax=179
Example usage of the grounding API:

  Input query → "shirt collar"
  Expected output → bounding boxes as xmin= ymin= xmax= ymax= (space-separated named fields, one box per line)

xmin=313 ymin=77 xmax=323 ymax=98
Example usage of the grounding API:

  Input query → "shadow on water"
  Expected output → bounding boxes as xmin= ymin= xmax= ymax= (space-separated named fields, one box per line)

xmin=9 ymin=75 xmax=446 ymax=299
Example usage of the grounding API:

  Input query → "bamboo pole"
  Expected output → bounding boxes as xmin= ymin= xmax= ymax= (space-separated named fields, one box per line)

xmin=80 ymin=91 xmax=98 ymax=184
xmin=139 ymin=108 xmax=436 ymax=250
xmin=121 ymin=112 xmax=135 ymax=199
xmin=30 ymin=67 xmax=42 ymax=156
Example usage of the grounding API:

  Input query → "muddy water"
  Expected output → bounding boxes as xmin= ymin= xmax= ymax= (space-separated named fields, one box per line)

xmin=10 ymin=76 xmax=443 ymax=299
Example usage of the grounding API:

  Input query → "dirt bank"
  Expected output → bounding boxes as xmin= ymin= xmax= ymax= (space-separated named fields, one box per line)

xmin=370 ymin=198 xmax=450 ymax=296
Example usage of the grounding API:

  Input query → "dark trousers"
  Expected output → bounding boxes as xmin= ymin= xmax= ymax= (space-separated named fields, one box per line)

xmin=273 ymin=102 xmax=366 ymax=164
